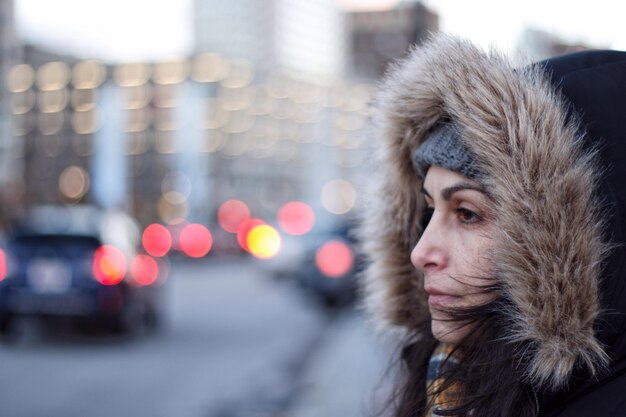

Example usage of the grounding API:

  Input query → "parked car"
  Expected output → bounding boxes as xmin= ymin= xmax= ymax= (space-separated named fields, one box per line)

xmin=267 ymin=221 xmax=363 ymax=309
xmin=0 ymin=205 xmax=164 ymax=336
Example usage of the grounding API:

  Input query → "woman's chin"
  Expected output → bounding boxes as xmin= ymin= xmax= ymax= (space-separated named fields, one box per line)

xmin=431 ymin=320 xmax=467 ymax=344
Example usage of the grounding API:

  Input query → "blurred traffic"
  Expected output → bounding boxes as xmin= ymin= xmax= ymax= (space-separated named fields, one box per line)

xmin=0 ymin=205 xmax=165 ymax=335
xmin=0 ymin=0 xmax=618 ymax=415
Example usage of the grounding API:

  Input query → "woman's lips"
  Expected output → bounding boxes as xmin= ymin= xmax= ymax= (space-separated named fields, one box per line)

xmin=425 ymin=287 xmax=460 ymax=307
xmin=428 ymin=294 xmax=460 ymax=307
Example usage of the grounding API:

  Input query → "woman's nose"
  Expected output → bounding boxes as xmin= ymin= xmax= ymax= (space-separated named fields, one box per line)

xmin=410 ymin=220 xmax=448 ymax=273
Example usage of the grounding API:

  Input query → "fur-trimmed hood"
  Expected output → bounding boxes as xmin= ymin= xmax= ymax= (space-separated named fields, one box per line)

xmin=361 ymin=34 xmax=626 ymax=395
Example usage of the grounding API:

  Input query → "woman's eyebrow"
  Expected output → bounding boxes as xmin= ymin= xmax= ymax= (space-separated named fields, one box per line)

xmin=421 ymin=182 xmax=487 ymax=201
xmin=441 ymin=183 xmax=487 ymax=200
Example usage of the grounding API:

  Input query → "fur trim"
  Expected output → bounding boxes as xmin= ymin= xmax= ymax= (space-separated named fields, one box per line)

xmin=360 ymin=34 xmax=609 ymax=388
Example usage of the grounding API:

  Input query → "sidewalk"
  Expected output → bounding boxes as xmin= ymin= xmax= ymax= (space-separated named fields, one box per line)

xmin=289 ymin=310 xmax=394 ymax=417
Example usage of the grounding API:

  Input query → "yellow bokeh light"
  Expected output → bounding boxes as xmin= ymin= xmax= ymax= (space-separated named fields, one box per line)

xmin=124 ymin=108 xmax=150 ymax=133
xmin=246 ymin=225 xmax=281 ymax=259
xmin=321 ymin=179 xmax=357 ymax=215
xmin=7 ymin=64 xmax=35 ymax=92
xmin=153 ymin=59 xmax=189 ymax=85
xmin=113 ymin=63 xmax=151 ymax=87
xmin=72 ymin=108 xmax=100 ymax=134
xmin=123 ymin=85 xmax=152 ymax=110
xmin=38 ymin=112 xmax=64 ymax=136
xmin=192 ymin=53 xmax=229 ymax=83
xmin=36 ymin=62 xmax=70 ymax=91
xmin=71 ymin=88 xmax=97 ymax=111
xmin=11 ymin=90 xmax=35 ymax=114
xmin=163 ymin=191 xmax=187 ymax=205
xmin=221 ymin=59 xmax=254 ymax=89
xmin=220 ymin=86 xmax=256 ymax=111
xmin=153 ymin=84 xmax=179 ymax=108
xmin=72 ymin=61 xmax=106 ymax=89
xmin=38 ymin=89 xmax=69 ymax=113
xmin=158 ymin=196 xmax=189 ymax=224
xmin=59 ymin=166 xmax=90 ymax=200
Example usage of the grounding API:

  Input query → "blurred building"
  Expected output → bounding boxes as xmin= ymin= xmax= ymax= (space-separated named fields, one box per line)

xmin=0 ymin=0 xmax=20 ymax=217
xmin=190 ymin=0 xmax=439 ymax=233
xmin=193 ymin=0 xmax=346 ymax=81
xmin=517 ymin=27 xmax=595 ymax=61
xmin=7 ymin=43 xmax=94 ymax=210
xmin=4 ymin=1 xmax=377 ymax=252
xmin=346 ymin=1 xmax=438 ymax=81
xmin=193 ymin=0 xmax=360 ymax=234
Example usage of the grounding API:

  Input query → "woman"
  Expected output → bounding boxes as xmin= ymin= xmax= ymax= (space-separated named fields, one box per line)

xmin=360 ymin=34 xmax=626 ymax=416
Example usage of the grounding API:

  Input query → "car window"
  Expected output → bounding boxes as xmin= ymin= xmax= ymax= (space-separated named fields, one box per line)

xmin=9 ymin=235 xmax=101 ymax=257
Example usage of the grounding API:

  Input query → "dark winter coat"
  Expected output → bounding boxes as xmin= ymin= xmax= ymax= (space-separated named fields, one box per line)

xmin=360 ymin=34 xmax=626 ymax=416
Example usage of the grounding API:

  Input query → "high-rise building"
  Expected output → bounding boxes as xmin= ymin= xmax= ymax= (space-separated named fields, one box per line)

xmin=193 ymin=0 xmax=355 ymax=234
xmin=517 ymin=28 xmax=595 ymax=61
xmin=0 ymin=0 xmax=20 ymax=215
xmin=193 ymin=0 xmax=346 ymax=80
xmin=346 ymin=1 xmax=438 ymax=81
xmin=7 ymin=44 xmax=98 ymax=209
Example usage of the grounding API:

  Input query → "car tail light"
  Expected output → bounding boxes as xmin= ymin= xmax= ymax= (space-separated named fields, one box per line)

xmin=315 ymin=240 xmax=354 ymax=278
xmin=130 ymin=254 xmax=159 ymax=286
xmin=93 ymin=245 xmax=126 ymax=285
xmin=179 ymin=224 xmax=213 ymax=258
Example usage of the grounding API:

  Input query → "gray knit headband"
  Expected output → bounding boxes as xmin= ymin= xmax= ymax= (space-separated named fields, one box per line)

xmin=412 ymin=122 xmax=484 ymax=179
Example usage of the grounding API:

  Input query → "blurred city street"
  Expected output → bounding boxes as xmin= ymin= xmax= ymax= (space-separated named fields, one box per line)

xmin=0 ymin=258 xmax=391 ymax=417
xmin=0 ymin=2 xmax=615 ymax=416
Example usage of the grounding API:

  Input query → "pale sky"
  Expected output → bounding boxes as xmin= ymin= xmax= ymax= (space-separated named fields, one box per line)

xmin=14 ymin=0 xmax=626 ymax=63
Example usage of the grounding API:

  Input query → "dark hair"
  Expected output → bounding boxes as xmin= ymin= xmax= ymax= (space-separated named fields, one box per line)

xmin=381 ymin=286 xmax=539 ymax=417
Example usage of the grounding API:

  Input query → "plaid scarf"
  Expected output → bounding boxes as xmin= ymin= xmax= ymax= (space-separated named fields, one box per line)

xmin=425 ymin=342 xmax=461 ymax=416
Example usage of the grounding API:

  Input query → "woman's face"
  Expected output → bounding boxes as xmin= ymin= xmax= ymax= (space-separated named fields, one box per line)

xmin=410 ymin=165 xmax=495 ymax=344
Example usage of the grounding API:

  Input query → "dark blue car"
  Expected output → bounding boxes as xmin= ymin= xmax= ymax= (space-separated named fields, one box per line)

xmin=0 ymin=205 xmax=164 ymax=336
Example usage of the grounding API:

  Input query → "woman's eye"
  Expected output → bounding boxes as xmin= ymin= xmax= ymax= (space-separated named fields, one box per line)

xmin=421 ymin=207 xmax=434 ymax=228
xmin=457 ymin=208 xmax=481 ymax=224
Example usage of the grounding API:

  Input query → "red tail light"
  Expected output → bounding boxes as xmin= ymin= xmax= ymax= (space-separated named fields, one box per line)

xmin=93 ymin=246 xmax=126 ymax=285
xmin=130 ymin=254 xmax=160 ymax=286
xmin=315 ymin=240 xmax=354 ymax=278
xmin=142 ymin=224 xmax=172 ymax=257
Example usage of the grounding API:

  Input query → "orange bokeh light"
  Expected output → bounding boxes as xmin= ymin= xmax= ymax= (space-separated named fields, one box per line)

xmin=218 ymin=199 xmax=251 ymax=233
xmin=130 ymin=254 xmax=160 ymax=286
xmin=277 ymin=201 xmax=315 ymax=235
xmin=179 ymin=224 xmax=213 ymax=258
xmin=237 ymin=218 xmax=265 ymax=252
xmin=93 ymin=245 xmax=127 ymax=285
xmin=315 ymin=240 xmax=353 ymax=278
xmin=142 ymin=223 xmax=172 ymax=257
xmin=246 ymin=225 xmax=281 ymax=259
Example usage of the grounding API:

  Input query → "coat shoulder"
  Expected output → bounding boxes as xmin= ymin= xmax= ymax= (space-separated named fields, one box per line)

xmin=546 ymin=362 xmax=626 ymax=417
